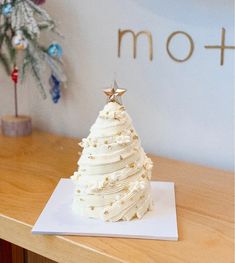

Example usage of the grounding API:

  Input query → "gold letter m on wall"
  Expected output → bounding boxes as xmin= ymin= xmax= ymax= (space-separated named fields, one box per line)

xmin=118 ymin=29 xmax=153 ymax=61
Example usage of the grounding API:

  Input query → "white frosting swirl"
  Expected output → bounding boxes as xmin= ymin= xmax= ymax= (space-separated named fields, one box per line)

xmin=71 ymin=102 xmax=153 ymax=221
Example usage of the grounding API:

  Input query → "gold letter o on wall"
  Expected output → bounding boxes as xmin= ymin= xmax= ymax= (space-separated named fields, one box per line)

xmin=166 ymin=31 xmax=194 ymax=62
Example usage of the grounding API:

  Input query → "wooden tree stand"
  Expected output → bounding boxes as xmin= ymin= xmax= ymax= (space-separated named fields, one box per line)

xmin=1 ymin=115 xmax=32 ymax=137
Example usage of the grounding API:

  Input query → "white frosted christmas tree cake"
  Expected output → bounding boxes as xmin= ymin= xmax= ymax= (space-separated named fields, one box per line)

xmin=71 ymin=81 xmax=153 ymax=222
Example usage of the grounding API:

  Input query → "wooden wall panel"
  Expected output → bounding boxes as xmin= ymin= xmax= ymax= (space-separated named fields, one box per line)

xmin=0 ymin=239 xmax=56 ymax=263
xmin=0 ymin=239 xmax=24 ymax=263
xmin=27 ymin=251 xmax=56 ymax=263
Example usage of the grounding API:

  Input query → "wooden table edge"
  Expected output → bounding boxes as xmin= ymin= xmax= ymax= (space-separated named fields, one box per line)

xmin=0 ymin=214 xmax=125 ymax=263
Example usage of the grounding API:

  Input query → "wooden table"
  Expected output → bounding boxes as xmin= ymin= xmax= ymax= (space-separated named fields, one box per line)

xmin=0 ymin=130 xmax=234 ymax=263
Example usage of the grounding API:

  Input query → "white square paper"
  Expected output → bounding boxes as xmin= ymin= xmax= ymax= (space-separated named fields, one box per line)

xmin=32 ymin=179 xmax=178 ymax=240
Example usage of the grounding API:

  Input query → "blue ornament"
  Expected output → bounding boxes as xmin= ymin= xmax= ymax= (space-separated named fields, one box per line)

xmin=49 ymin=74 xmax=61 ymax=103
xmin=2 ymin=3 xmax=13 ymax=16
xmin=47 ymin=43 xmax=63 ymax=58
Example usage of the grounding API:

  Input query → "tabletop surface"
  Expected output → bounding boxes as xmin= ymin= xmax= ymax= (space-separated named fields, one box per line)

xmin=0 ymin=130 xmax=234 ymax=263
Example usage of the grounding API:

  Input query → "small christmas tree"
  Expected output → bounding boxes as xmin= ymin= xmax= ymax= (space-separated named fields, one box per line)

xmin=71 ymin=81 xmax=153 ymax=222
xmin=0 ymin=0 xmax=66 ymax=110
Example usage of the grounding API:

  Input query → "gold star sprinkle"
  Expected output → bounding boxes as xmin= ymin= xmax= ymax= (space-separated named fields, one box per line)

xmin=114 ymin=112 xmax=121 ymax=121
xmin=129 ymin=162 xmax=135 ymax=168
xmin=133 ymin=135 xmax=139 ymax=140
xmin=103 ymin=80 xmax=126 ymax=105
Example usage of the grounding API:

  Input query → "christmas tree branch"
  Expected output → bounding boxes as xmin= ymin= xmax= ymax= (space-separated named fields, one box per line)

xmin=26 ymin=45 xmax=47 ymax=98
xmin=0 ymin=53 xmax=11 ymax=74
xmin=5 ymin=34 xmax=16 ymax=62
xmin=0 ymin=0 xmax=66 ymax=102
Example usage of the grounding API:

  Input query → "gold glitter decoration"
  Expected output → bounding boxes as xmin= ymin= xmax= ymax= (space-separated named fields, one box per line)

xmin=103 ymin=80 xmax=126 ymax=105
xmin=114 ymin=113 xmax=121 ymax=121
xmin=129 ymin=162 xmax=135 ymax=168
xmin=120 ymin=155 xmax=123 ymax=160
xmin=104 ymin=210 xmax=109 ymax=215
xmin=133 ymin=135 xmax=139 ymax=140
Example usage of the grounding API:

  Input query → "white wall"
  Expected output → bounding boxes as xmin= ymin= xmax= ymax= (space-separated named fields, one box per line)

xmin=0 ymin=0 xmax=234 ymax=171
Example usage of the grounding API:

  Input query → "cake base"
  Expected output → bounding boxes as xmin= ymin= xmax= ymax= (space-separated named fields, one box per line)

xmin=1 ymin=115 xmax=32 ymax=137
xmin=32 ymin=179 xmax=178 ymax=240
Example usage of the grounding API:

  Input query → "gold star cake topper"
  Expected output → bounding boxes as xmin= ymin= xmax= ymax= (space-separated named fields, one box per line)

xmin=103 ymin=80 xmax=126 ymax=105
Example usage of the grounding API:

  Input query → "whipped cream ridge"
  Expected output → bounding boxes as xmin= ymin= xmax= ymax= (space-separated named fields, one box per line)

xmin=71 ymin=102 xmax=153 ymax=222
